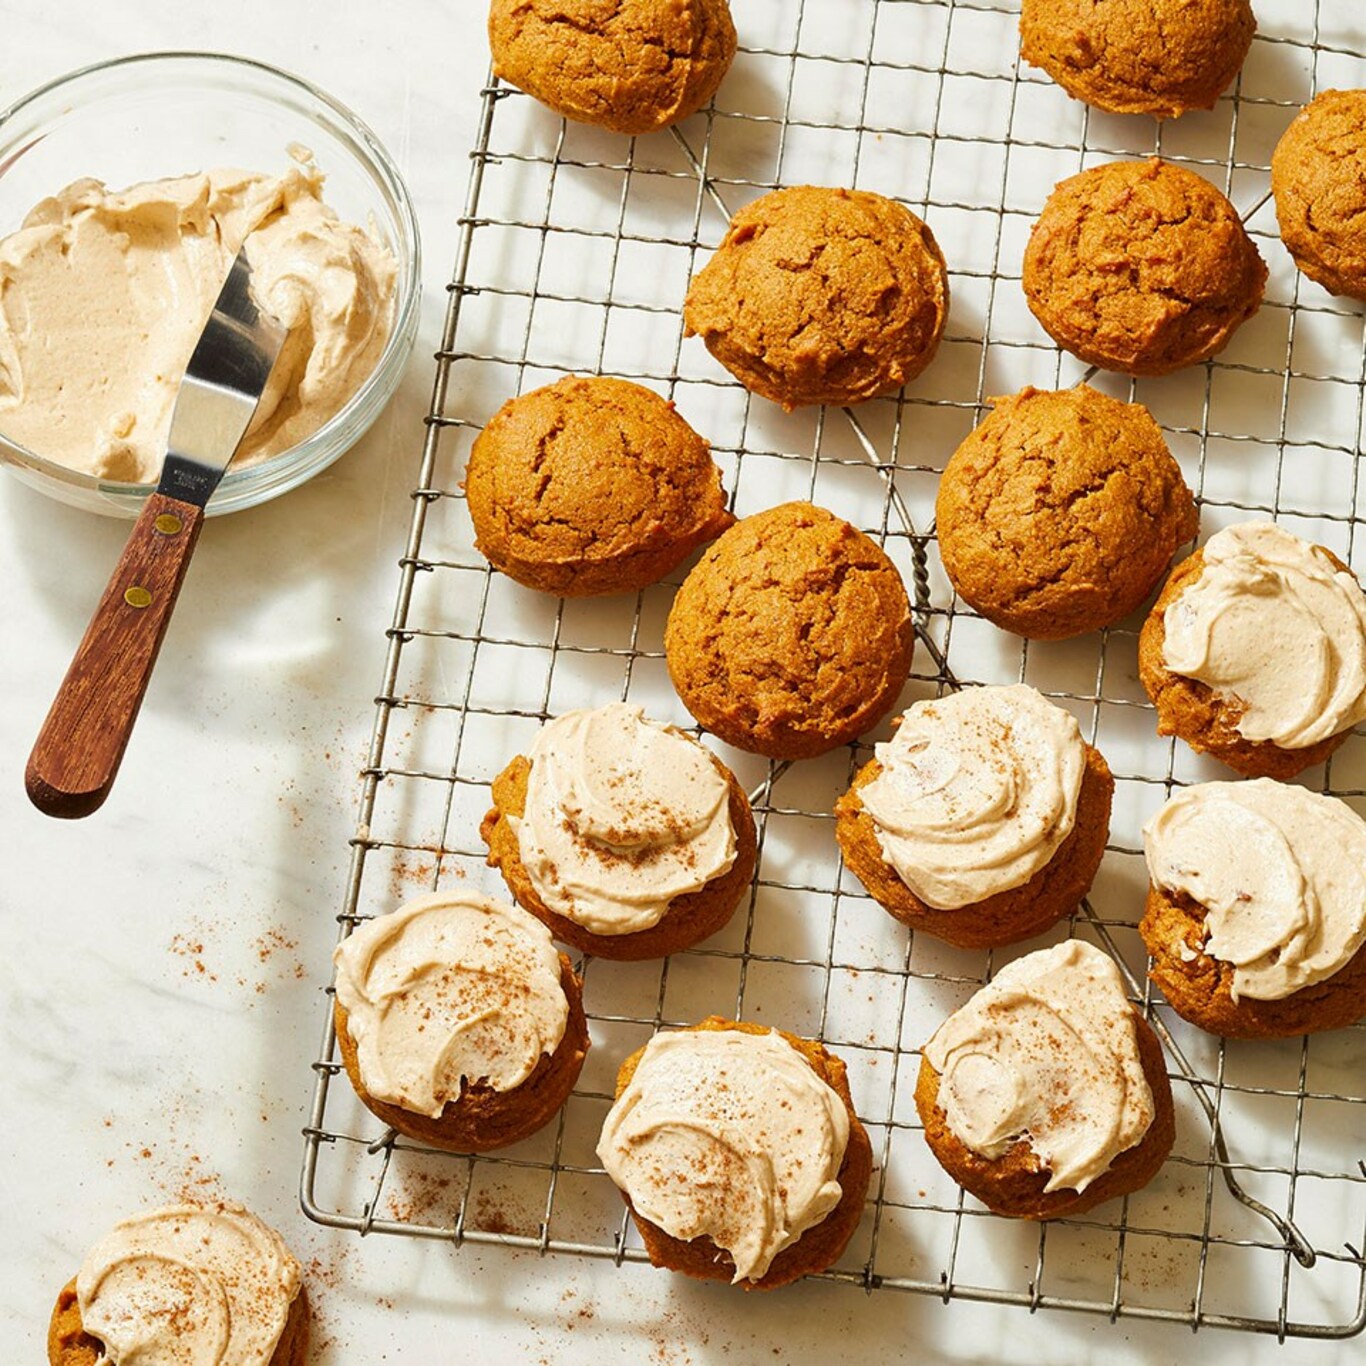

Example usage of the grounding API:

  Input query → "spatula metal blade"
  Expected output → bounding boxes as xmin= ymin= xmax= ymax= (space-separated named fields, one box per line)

xmin=157 ymin=247 xmax=287 ymax=508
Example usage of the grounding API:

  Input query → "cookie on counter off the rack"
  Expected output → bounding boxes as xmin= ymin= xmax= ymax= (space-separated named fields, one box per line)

xmin=1272 ymin=89 xmax=1366 ymax=301
xmin=935 ymin=385 xmax=1199 ymax=640
xmin=1020 ymin=0 xmax=1255 ymax=119
xmin=597 ymin=1017 xmax=873 ymax=1290
xmin=487 ymin=0 xmax=737 ymax=136
xmin=481 ymin=703 xmax=757 ymax=960
xmin=664 ymin=501 xmax=915 ymax=759
xmin=836 ymin=684 xmax=1113 ymax=949
xmin=1142 ymin=780 xmax=1366 ymax=1037
xmin=916 ymin=941 xmax=1176 ymax=1220
xmin=332 ymin=890 xmax=590 ymax=1151
xmin=49 ymin=1202 xmax=309 ymax=1366
xmin=464 ymin=375 xmax=734 ymax=597
xmin=1139 ymin=522 xmax=1366 ymax=779
xmin=1023 ymin=159 xmax=1266 ymax=376
xmin=683 ymin=185 xmax=949 ymax=409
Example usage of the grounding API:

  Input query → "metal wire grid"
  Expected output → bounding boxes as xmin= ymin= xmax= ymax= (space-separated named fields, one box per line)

xmin=302 ymin=0 xmax=1366 ymax=1340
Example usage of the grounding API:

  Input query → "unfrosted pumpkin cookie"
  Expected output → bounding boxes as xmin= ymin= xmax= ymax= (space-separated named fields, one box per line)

xmin=465 ymin=376 xmax=733 ymax=596
xmin=683 ymin=185 xmax=949 ymax=408
xmin=488 ymin=0 xmax=737 ymax=135
xmin=664 ymin=502 xmax=915 ymax=759
xmin=916 ymin=941 xmax=1175 ymax=1220
xmin=597 ymin=1017 xmax=872 ymax=1289
xmin=332 ymin=890 xmax=589 ymax=1150
xmin=1272 ymin=89 xmax=1366 ymax=301
xmin=1142 ymin=779 xmax=1366 ymax=1037
xmin=1023 ymin=159 xmax=1266 ymax=376
xmin=935 ymin=386 xmax=1198 ymax=639
xmin=835 ymin=685 xmax=1113 ymax=949
xmin=49 ymin=1203 xmax=308 ymax=1366
xmin=1138 ymin=522 xmax=1366 ymax=779
xmin=481 ymin=703 xmax=757 ymax=960
xmin=1020 ymin=0 xmax=1255 ymax=119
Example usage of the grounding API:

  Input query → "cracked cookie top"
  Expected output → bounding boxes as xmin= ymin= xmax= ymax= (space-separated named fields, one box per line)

xmin=1023 ymin=159 xmax=1266 ymax=376
xmin=663 ymin=500 xmax=914 ymax=759
xmin=682 ymin=185 xmax=950 ymax=409
xmin=935 ymin=385 xmax=1199 ymax=640
xmin=1020 ymin=0 xmax=1255 ymax=119
xmin=488 ymin=0 xmax=737 ymax=135
xmin=1272 ymin=89 xmax=1366 ymax=302
xmin=464 ymin=375 xmax=734 ymax=597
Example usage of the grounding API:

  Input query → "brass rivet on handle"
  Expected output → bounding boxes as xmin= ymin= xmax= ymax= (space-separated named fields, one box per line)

xmin=124 ymin=586 xmax=153 ymax=609
xmin=154 ymin=513 xmax=183 ymax=536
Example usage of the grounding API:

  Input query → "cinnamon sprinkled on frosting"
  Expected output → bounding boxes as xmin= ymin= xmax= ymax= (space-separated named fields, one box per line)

xmin=597 ymin=1029 xmax=849 ymax=1283
xmin=332 ymin=890 xmax=568 ymax=1116
xmin=860 ymin=685 xmax=1085 ymax=909
xmin=510 ymin=704 xmax=737 ymax=935
xmin=76 ymin=1202 xmax=301 ymax=1365
xmin=924 ymin=941 xmax=1155 ymax=1193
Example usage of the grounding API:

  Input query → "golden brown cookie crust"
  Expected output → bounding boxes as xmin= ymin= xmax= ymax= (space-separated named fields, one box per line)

xmin=664 ymin=501 xmax=915 ymax=759
xmin=915 ymin=1005 xmax=1175 ymax=1220
xmin=612 ymin=1017 xmax=874 ymax=1289
xmin=1140 ymin=883 xmax=1366 ymax=1038
xmin=481 ymin=748 xmax=756 ymax=960
xmin=1023 ymin=159 xmax=1266 ymax=377
xmin=49 ymin=1278 xmax=311 ymax=1366
xmin=1138 ymin=548 xmax=1355 ymax=779
xmin=1020 ymin=0 xmax=1255 ymax=119
xmin=46 ymin=1282 xmax=99 ymax=1366
xmin=1272 ymin=89 xmax=1366 ymax=301
xmin=683 ymin=185 xmax=950 ymax=409
xmin=334 ymin=954 xmax=589 ymax=1151
xmin=464 ymin=376 xmax=734 ymax=597
xmin=935 ymin=386 xmax=1199 ymax=640
xmin=488 ymin=0 xmax=737 ymax=136
xmin=836 ymin=741 xmax=1114 ymax=949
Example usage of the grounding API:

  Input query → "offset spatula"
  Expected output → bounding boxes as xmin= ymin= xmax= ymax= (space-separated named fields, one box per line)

xmin=26 ymin=247 xmax=286 ymax=819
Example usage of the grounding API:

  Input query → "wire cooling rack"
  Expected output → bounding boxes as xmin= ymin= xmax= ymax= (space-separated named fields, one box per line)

xmin=302 ymin=0 xmax=1366 ymax=1339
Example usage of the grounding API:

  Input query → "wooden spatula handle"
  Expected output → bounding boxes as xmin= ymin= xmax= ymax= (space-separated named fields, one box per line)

xmin=26 ymin=492 xmax=206 ymax=819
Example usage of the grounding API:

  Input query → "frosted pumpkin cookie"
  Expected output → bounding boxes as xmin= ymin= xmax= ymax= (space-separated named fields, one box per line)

xmin=1272 ymin=89 xmax=1366 ymax=301
xmin=464 ymin=376 xmax=734 ymax=597
xmin=481 ymin=703 xmax=757 ymax=960
xmin=1023 ymin=159 xmax=1266 ymax=376
xmin=488 ymin=0 xmax=737 ymax=136
xmin=916 ymin=941 xmax=1175 ymax=1220
xmin=664 ymin=502 xmax=915 ymax=758
xmin=1139 ymin=522 xmax=1366 ymax=779
xmin=1020 ymin=0 xmax=1255 ymax=119
xmin=1142 ymin=780 xmax=1366 ymax=1037
xmin=935 ymin=386 xmax=1199 ymax=639
xmin=48 ymin=1202 xmax=307 ymax=1366
xmin=683 ymin=185 xmax=949 ymax=409
xmin=835 ymin=685 xmax=1113 ymax=949
xmin=597 ymin=1017 xmax=872 ymax=1289
xmin=332 ymin=890 xmax=589 ymax=1150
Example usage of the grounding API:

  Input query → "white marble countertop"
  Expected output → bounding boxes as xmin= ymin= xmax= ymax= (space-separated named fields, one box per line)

xmin=0 ymin=3 xmax=1356 ymax=1361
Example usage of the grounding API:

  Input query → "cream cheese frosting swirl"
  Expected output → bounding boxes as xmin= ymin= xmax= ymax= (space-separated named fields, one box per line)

xmin=597 ymin=1028 xmax=849 ymax=1283
xmin=510 ymin=704 xmax=738 ymax=936
xmin=924 ymin=941 xmax=1155 ymax=1193
xmin=0 ymin=159 xmax=395 ymax=484
xmin=1161 ymin=522 xmax=1366 ymax=748
xmin=76 ymin=1202 xmax=301 ymax=1365
xmin=1144 ymin=779 xmax=1366 ymax=1001
xmin=332 ymin=890 xmax=568 ymax=1116
xmin=859 ymin=684 xmax=1085 ymax=909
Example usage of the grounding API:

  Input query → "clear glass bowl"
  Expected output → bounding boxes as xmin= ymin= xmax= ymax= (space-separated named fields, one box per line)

xmin=0 ymin=52 xmax=421 ymax=517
